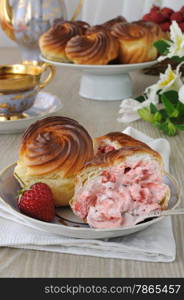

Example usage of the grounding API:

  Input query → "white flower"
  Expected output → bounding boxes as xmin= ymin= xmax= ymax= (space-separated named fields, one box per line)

xmin=118 ymin=64 xmax=184 ymax=124
xmin=178 ymin=85 xmax=184 ymax=104
xmin=145 ymin=64 xmax=183 ymax=102
xmin=158 ymin=21 xmax=184 ymax=61
xmin=117 ymin=98 xmax=151 ymax=123
xmin=145 ymin=83 xmax=159 ymax=103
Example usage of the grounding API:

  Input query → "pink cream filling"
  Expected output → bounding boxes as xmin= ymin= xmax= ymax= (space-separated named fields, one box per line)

xmin=72 ymin=160 xmax=168 ymax=229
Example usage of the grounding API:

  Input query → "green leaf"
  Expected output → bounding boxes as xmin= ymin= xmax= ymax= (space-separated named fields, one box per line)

xmin=159 ymin=109 xmax=169 ymax=119
xmin=160 ymin=119 xmax=177 ymax=136
xmin=154 ymin=40 xmax=170 ymax=55
xmin=152 ymin=121 xmax=161 ymax=129
xmin=153 ymin=111 xmax=162 ymax=122
xmin=150 ymin=103 xmax=158 ymax=114
xmin=138 ymin=107 xmax=154 ymax=123
xmin=176 ymin=101 xmax=184 ymax=117
xmin=171 ymin=56 xmax=184 ymax=63
xmin=162 ymin=90 xmax=179 ymax=105
xmin=175 ymin=124 xmax=184 ymax=130
xmin=135 ymin=95 xmax=146 ymax=103
xmin=161 ymin=94 xmax=179 ymax=118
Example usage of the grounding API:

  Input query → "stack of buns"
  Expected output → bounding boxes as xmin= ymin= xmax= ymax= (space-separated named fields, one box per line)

xmin=14 ymin=116 xmax=170 ymax=229
xmin=39 ymin=16 xmax=167 ymax=65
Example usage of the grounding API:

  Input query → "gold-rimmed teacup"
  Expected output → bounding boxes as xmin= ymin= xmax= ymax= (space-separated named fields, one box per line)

xmin=0 ymin=62 xmax=55 ymax=119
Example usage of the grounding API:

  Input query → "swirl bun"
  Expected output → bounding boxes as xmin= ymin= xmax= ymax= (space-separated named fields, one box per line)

xmin=65 ymin=27 xmax=119 ymax=65
xmin=102 ymin=16 xmax=127 ymax=29
xmin=74 ymin=21 xmax=90 ymax=34
xmin=39 ymin=21 xmax=83 ymax=62
xmin=14 ymin=116 xmax=94 ymax=206
xmin=111 ymin=21 xmax=167 ymax=64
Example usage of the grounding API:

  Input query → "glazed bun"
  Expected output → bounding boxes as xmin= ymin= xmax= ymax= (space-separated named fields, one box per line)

xmin=14 ymin=116 xmax=94 ymax=206
xmin=53 ymin=19 xmax=90 ymax=34
xmin=111 ymin=21 xmax=167 ymax=64
xmin=39 ymin=21 xmax=83 ymax=62
xmin=102 ymin=15 xmax=127 ymax=29
xmin=65 ymin=26 xmax=119 ymax=65
xmin=74 ymin=20 xmax=90 ymax=34
xmin=94 ymin=131 xmax=154 ymax=155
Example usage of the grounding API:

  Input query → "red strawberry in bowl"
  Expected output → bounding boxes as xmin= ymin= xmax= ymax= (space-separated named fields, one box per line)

xmin=142 ymin=13 xmax=152 ymax=22
xmin=150 ymin=6 xmax=160 ymax=13
xmin=179 ymin=22 xmax=184 ymax=32
xmin=180 ymin=6 xmax=184 ymax=14
xmin=150 ymin=10 xmax=167 ymax=24
xmin=170 ymin=12 xmax=184 ymax=22
xmin=161 ymin=7 xmax=174 ymax=18
xmin=18 ymin=182 xmax=55 ymax=222
xmin=160 ymin=21 xmax=171 ymax=32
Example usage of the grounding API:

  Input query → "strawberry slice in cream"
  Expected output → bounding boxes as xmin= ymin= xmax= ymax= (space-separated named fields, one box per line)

xmin=72 ymin=159 xmax=169 ymax=229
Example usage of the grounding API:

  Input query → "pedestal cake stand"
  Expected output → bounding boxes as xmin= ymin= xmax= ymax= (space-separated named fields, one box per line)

xmin=41 ymin=55 xmax=156 ymax=101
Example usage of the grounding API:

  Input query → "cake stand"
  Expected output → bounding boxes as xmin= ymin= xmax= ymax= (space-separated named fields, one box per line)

xmin=41 ymin=56 xmax=156 ymax=101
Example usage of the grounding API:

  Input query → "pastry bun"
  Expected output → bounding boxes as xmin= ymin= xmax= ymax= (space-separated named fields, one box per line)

xmin=39 ymin=21 xmax=83 ymax=62
xmin=111 ymin=21 xmax=167 ymax=64
xmin=65 ymin=26 xmax=119 ymax=65
xmin=102 ymin=15 xmax=127 ymax=29
xmin=14 ymin=116 xmax=94 ymax=206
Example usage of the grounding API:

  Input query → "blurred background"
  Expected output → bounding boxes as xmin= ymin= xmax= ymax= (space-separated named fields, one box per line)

xmin=0 ymin=0 xmax=183 ymax=47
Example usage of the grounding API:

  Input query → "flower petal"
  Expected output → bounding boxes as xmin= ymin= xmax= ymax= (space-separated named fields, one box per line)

xmin=178 ymin=85 xmax=184 ymax=104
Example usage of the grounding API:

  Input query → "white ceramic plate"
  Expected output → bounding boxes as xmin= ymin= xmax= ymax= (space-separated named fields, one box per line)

xmin=0 ymin=164 xmax=180 ymax=239
xmin=0 ymin=92 xmax=63 ymax=134
xmin=41 ymin=56 xmax=157 ymax=73
xmin=41 ymin=56 xmax=157 ymax=101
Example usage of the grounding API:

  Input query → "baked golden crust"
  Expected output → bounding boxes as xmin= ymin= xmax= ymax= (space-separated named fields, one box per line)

xmin=111 ymin=21 xmax=167 ymax=63
xmin=65 ymin=27 xmax=119 ymax=65
xmin=94 ymin=131 xmax=153 ymax=153
xmin=18 ymin=116 xmax=94 ymax=177
xmin=102 ymin=16 xmax=127 ymax=29
xmin=74 ymin=20 xmax=90 ymax=34
xmin=39 ymin=21 xmax=83 ymax=62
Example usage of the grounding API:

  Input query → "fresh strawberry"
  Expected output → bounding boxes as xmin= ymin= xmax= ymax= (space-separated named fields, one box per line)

xmin=179 ymin=22 xmax=184 ymax=32
xmin=142 ymin=13 xmax=152 ymax=22
xmin=161 ymin=7 xmax=174 ymax=18
xmin=180 ymin=6 xmax=184 ymax=14
xmin=170 ymin=12 xmax=184 ymax=22
xmin=18 ymin=182 xmax=55 ymax=222
xmin=150 ymin=11 xmax=167 ymax=24
xmin=150 ymin=6 xmax=160 ymax=13
xmin=160 ymin=21 xmax=171 ymax=32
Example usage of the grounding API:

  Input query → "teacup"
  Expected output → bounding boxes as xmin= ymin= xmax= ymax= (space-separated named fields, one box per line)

xmin=0 ymin=63 xmax=55 ymax=118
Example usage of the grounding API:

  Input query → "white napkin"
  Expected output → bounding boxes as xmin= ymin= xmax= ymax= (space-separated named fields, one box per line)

xmin=0 ymin=127 xmax=176 ymax=262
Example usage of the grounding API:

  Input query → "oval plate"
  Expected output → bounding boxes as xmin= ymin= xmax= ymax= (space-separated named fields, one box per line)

xmin=0 ymin=164 xmax=180 ymax=239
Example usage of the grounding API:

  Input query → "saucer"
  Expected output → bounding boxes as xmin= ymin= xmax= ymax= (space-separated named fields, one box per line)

xmin=0 ymin=91 xmax=63 ymax=134
xmin=0 ymin=163 xmax=180 ymax=239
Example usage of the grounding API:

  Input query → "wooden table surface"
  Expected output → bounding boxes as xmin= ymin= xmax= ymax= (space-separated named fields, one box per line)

xmin=0 ymin=48 xmax=184 ymax=278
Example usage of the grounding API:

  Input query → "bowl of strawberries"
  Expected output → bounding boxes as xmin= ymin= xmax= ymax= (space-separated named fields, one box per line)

xmin=142 ymin=5 xmax=184 ymax=76
xmin=142 ymin=5 xmax=184 ymax=33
